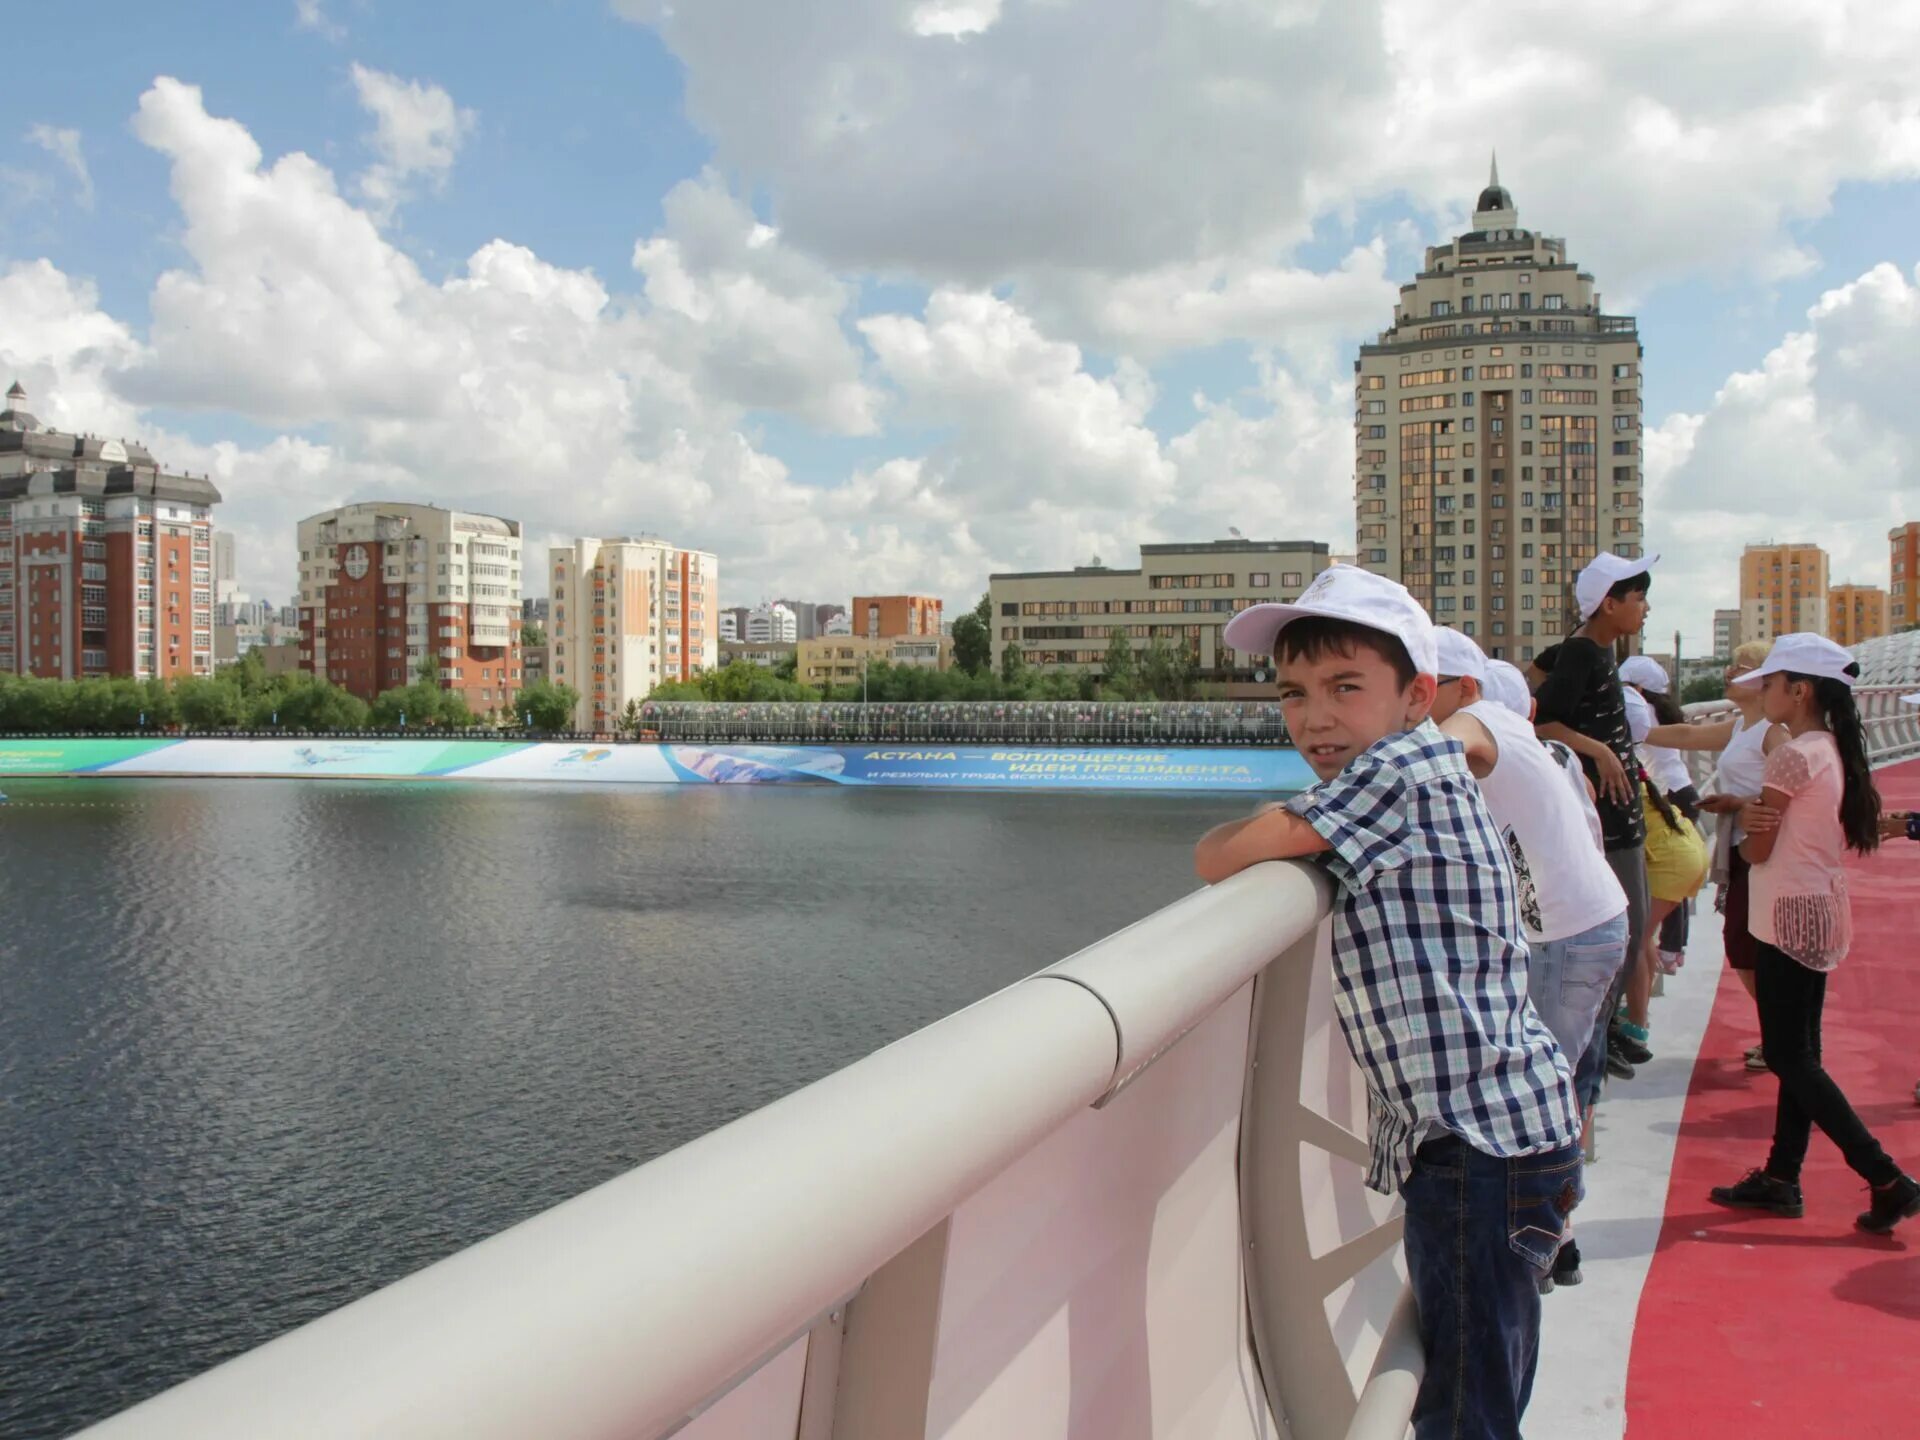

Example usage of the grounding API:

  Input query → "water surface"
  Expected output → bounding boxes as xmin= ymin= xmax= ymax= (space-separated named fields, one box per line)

xmin=0 ymin=778 xmax=1249 ymax=1436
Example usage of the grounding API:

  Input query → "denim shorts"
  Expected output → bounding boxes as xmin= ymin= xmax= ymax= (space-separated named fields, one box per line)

xmin=1529 ymin=909 xmax=1629 ymax=1075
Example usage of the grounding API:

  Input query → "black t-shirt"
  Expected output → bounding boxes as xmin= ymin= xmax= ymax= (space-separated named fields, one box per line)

xmin=1533 ymin=636 xmax=1644 ymax=851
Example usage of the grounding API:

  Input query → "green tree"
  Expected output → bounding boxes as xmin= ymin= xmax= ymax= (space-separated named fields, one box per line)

xmin=1681 ymin=675 xmax=1726 ymax=706
xmin=513 ymin=680 xmax=582 ymax=732
xmin=139 ymin=676 xmax=180 ymax=729
xmin=175 ymin=676 xmax=244 ymax=730
xmin=619 ymin=697 xmax=643 ymax=737
xmin=520 ymin=623 xmax=546 ymax=647
xmin=952 ymin=592 xmax=992 ymax=676
xmin=999 ymin=638 xmax=1029 ymax=686
xmin=371 ymin=681 xmax=445 ymax=729
xmin=414 ymin=652 xmax=440 ymax=685
xmin=1102 ymin=626 xmax=1137 ymax=699
xmin=1139 ymin=633 xmax=1182 ymax=700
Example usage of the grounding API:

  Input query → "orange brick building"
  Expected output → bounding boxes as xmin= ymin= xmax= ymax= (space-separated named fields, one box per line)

xmin=1 ymin=382 xmax=219 ymax=680
xmin=1827 ymin=584 xmax=1888 ymax=647
xmin=1739 ymin=542 xmax=1829 ymax=643
xmin=1891 ymin=522 xmax=1919 ymax=631
xmin=849 ymin=593 xmax=943 ymax=639
xmin=297 ymin=502 xmax=523 ymax=710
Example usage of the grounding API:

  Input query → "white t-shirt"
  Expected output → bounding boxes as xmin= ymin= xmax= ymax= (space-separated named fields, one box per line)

xmin=1710 ymin=712 xmax=1772 ymax=845
xmin=1623 ymin=687 xmax=1694 ymax=794
xmin=1550 ymin=741 xmax=1606 ymax=851
xmin=1464 ymin=699 xmax=1629 ymax=943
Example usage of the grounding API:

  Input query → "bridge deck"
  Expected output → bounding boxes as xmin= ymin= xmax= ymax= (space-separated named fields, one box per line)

xmin=1534 ymin=757 xmax=1920 ymax=1439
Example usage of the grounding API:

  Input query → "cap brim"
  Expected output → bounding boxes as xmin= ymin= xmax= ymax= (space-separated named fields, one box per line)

xmin=1742 ymin=653 xmax=1856 ymax=687
xmin=1222 ymin=602 xmax=1312 ymax=658
xmin=1902 ymin=692 xmax=1920 ymax=707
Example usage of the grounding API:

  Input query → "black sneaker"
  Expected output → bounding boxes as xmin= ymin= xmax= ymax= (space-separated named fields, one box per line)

xmin=1605 ymin=1049 xmax=1637 ymax=1080
xmin=1856 ymin=1175 xmax=1920 ymax=1235
xmin=1551 ymin=1239 xmax=1583 ymax=1288
xmin=1610 ymin=1021 xmax=1653 ymax=1066
xmin=1709 ymin=1168 xmax=1804 ymax=1218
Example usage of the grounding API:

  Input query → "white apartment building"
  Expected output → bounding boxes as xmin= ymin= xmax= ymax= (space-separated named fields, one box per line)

xmin=747 ymin=602 xmax=797 ymax=644
xmin=550 ymin=536 xmax=718 ymax=732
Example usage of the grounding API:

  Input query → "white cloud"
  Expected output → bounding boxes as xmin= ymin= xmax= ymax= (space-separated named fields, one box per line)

xmin=25 ymin=124 xmax=93 ymax=211
xmin=624 ymin=0 xmax=1920 ymax=335
xmin=349 ymin=63 xmax=476 ymax=221
xmin=1647 ymin=261 xmax=1920 ymax=651
xmin=293 ymin=0 xmax=344 ymax=41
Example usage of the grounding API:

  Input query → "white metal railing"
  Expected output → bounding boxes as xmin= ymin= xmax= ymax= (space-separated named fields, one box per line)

xmin=78 ymin=862 xmax=1419 ymax=1440
xmin=1679 ymin=685 xmax=1920 ymax=788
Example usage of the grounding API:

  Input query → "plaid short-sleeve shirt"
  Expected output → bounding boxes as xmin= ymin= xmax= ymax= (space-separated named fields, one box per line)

xmin=1285 ymin=722 xmax=1580 ymax=1194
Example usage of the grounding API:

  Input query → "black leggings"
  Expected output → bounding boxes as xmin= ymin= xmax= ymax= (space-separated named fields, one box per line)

xmin=1756 ymin=942 xmax=1901 ymax=1187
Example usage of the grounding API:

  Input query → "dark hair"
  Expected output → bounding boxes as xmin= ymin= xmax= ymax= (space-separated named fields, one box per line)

xmin=1606 ymin=572 xmax=1651 ymax=604
xmin=1639 ymin=686 xmax=1686 ymax=727
xmin=1275 ymin=616 xmax=1418 ymax=690
xmin=1641 ymin=762 xmax=1686 ymax=834
xmin=1791 ymin=673 xmax=1881 ymax=854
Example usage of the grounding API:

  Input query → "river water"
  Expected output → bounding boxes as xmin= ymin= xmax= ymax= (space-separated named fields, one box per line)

xmin=0 ymin=777 xmax=1251 ymax=1437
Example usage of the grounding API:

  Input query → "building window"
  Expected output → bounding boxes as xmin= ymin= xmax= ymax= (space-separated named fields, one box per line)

xmin=1249 ymin=572 xmax=1270 ymax=588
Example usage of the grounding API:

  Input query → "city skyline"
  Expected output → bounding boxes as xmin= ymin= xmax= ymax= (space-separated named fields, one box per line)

xmin=5 ymin=4 xmax=1920 ymax=656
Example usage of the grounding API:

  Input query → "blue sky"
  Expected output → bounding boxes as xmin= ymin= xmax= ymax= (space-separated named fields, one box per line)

xmin=4 ymin=1 xmax=1919 ymax=649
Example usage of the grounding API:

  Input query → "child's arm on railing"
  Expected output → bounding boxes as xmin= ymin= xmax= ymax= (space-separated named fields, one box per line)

xmin=1195 ymin=804 xmax=1331 ymax=884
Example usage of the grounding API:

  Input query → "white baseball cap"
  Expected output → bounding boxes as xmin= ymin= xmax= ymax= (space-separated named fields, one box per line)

xmin=1482 ymin=659 xmax=1534 ymax=717
xmin=1573 ymin=551 xmax=1659 ymax=620
xmin=1222 ymin=563 xmax=1439 ymax=677
xmin=1903 ymin=692 xmax=1920 ymax=707
xmin=1618 ymin=655 xmax=1670 ymax=694
xmin=1433 ymin=626 xmax=1488 ymax=682
xmin=1742 ymin=633 xmax=1862 ymax=687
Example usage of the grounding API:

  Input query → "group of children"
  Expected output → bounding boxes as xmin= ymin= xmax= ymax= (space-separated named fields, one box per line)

xmin=1193 ymin=555 xmax=1920 ymax=1440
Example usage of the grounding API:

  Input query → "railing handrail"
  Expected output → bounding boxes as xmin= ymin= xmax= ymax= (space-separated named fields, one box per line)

xmin=79 ymin=862 xmax=1338 ymax=1440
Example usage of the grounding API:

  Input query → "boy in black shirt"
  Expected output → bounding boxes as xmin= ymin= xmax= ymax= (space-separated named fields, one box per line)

xmin=1534 ymin=553 xmax=1655 ymax=1104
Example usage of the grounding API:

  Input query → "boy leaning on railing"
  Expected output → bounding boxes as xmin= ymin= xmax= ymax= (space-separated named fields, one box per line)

xmin=1193 ymin=565 xmax=1581 ymax=1440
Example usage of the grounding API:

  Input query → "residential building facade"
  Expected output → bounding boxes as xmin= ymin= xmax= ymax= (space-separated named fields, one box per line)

xmin=798 ymin=633 xmax=953 ymax=689
xmin=849 ymin=594 xmax=943 ymax=639
xmin=1712 ymin=607 xmax=1742 ymax=659
xmin=297 ymin=501 xmax=523 ymax=710
xmin=990 ymin=539 xmax=1330 ymax=696
xmin=1739 ymin=542 xmax=1829 ymax=644
xmin=1 ymin=382 xmax=220 ymax=680
xmin=1892 ymin=522 xmax=1919 ymax=631
xmin=747 ymin=602 xmax=797 ymax=644
xmin=1354 ymin=163 xmax=1645 ymax=664
xmin=549 ymin=537 xmax=717 ymax=731
xmin=1828 ymin=583 xmax=1888 ymax=647
xmin=773 ymin=599 xmax=844 ymax=641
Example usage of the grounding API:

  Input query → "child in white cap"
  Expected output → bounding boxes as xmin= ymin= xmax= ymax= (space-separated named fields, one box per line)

xmin=1430 ymin=628 xmax=1628 ymax=1291
xmin=1533 ymin=552 xmax=1656 ymax=1077
xmin=1706 ymin=635 xmax=1919 ymax=1232
xmin=1194 ymin=566 xmax=1580 ymax=1436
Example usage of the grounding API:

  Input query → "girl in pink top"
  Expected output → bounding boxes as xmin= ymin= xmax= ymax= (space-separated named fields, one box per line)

xmin=1707 ymin=634 xmax=1919 ymax=1235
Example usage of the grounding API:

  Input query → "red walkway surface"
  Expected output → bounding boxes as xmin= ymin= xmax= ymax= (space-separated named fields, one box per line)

xmin=1625 ymin=759 xmax=1920 ymax=1439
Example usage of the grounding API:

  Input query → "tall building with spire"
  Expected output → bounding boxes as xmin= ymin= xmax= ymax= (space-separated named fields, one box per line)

xmin=1353 ymin=159 xmax=1646 ymax=663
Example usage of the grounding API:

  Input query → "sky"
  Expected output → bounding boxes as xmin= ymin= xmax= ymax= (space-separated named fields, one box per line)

xmin=4 ymin=0 xmax=1920 ymax=655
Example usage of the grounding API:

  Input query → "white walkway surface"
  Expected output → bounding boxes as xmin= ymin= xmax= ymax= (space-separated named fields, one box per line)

xmin=1527 ymin=918 xmax=1728 ymax=1440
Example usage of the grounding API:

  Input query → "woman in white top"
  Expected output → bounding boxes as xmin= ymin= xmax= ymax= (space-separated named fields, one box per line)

xmin=1642 ymin=640 xmax=1786 ymax=1067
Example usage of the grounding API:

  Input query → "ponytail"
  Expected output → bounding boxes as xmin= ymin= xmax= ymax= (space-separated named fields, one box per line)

xmin=1640 ymin=686 xmax=1687 ymax=728
xmin=1640 ymin=762 xmax=1685 ymax=834
xmin=1806 ymin=675 xmax=1880 ymax=854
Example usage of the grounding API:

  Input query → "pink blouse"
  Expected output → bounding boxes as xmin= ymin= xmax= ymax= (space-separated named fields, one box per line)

xmin=1748 ymin=731 xmax=1851 ymax=971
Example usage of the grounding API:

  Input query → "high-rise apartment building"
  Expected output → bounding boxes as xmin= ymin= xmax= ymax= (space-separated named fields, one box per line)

xmin=1712 ymin=607 xmax=1743 ymax=659
xmin=850 ymin=594 xmax=943 ymax=639
xmin=1355 ymin=163 xmax=1645 ymax=664
xmin=297 ymin=502 xmax=523 ymax=709
xmin=549 ymin=537 xmax=717 ymax=731
xmin=1891 ymin=522 xmax=1919 ymax=631
xmin=1827 ymin=584 xmax=1888 ymax=647
xmin=747 ymin=602 xmax=797 ymax=644
xmin=990 ymin=539 xmax=1329 ymax=695
xmin=1 ymin=382 xmax=220 ymax=680
xmin=1739 ymin=542 xmax=1828 ymax=644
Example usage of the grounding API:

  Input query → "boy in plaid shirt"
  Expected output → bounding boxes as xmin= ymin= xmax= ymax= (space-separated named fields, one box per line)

xmin=1196 ymin=566 xmax=1581 ymax=1440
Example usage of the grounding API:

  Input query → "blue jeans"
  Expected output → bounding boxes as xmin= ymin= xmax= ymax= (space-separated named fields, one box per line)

xmin=1530 ymin=911 xmax=1629 ymax=1111
xmin=1403 ymin=1134 xmax=1584 ymax=1440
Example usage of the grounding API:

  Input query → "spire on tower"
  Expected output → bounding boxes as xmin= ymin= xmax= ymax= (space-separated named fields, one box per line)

xmin=1489 ymin=151 xmax=1500 ymax=190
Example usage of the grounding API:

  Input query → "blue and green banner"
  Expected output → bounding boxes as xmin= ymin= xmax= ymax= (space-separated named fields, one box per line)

xmin=2 ymin=738 xmax=1312 ymax=793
